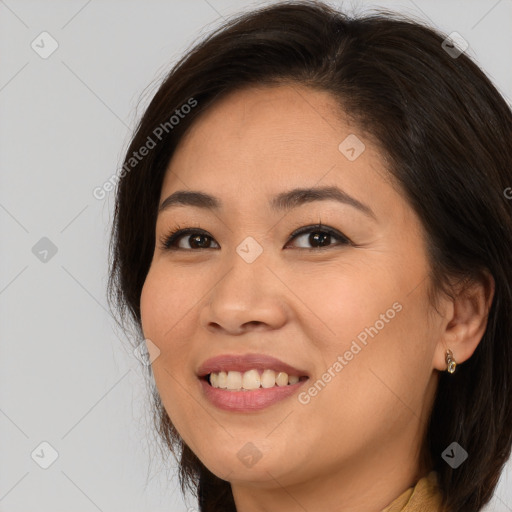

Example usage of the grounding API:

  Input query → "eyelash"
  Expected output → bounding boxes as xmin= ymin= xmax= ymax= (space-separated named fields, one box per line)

xmin=159 ymin=222 xmax=352 ymax=252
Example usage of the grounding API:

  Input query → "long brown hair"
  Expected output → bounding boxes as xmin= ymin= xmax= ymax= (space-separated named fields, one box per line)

xmin=107 ymin=2 xmax=512 ymax=510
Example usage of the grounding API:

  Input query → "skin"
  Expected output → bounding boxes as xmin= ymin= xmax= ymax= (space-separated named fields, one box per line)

xmin=139 ymin=84 xmax=494 ymax=512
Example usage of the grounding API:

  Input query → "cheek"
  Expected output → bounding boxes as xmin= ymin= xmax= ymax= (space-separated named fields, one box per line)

xmin=140 ymin=265 xmax=199 ymax=340
xmin=140 ymin=269 xmax=193 ymax=395
xmin=302 ymin=262 xmax=401 ymax=347
xmin=139 ymin=268 xmax=202 ymax=429
xmin=313 ymin=267 xmax=431 ymax=399
xmin=340 ymin=296 xmax=433 ymax=419
xmin=139 ymin=265 xmax=206 ymax=394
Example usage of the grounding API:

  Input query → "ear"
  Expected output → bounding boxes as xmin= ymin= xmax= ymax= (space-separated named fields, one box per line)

xmin=433 ymin=270 xmax=495 ymax=372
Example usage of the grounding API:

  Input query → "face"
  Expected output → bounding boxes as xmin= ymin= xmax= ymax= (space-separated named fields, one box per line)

xmin=140 ymin=84 xmax=446 ymax=497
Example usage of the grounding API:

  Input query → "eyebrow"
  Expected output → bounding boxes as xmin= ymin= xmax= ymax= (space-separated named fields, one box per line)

xmin=158 ymin=186 xmax=376 ymax=220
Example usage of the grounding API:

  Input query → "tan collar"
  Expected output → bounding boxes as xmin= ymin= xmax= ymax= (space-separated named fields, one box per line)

xmin=381 ymin=471 xmax=443 ymax=512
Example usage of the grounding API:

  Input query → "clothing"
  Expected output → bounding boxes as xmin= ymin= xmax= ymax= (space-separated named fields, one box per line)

xmin=381 ymin=471 xmax=444 ymax=512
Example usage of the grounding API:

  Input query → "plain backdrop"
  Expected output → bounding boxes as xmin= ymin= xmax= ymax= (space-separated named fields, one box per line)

xmin=1 ymin=0 xmax=511 ymax=511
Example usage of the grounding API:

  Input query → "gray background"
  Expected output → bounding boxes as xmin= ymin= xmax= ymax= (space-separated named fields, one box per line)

xmin=1 ymin=0 xmax=511 ymax=511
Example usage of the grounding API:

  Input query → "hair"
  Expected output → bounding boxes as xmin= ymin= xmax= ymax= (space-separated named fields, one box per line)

xmin=107 ymin=1 xmax=512 ymax=511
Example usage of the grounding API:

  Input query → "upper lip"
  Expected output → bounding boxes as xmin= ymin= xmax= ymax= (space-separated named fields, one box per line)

xmin=197 ymin=353 xmax=310 ymax=378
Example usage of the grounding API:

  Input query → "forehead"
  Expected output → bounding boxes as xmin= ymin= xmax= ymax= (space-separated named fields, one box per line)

xmin=179 ymin=84 xmax=345 ymax=151
xmin=162 ymin=84 xmax=387 ymax=195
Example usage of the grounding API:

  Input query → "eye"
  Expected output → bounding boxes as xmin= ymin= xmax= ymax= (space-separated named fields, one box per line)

xmin=160 ymin=225 xmax=220 ymax=251
xmin=159 ymin=223 xmax=352 ymax=251
xmin=286 ymin=224 xmax=351 ymax=249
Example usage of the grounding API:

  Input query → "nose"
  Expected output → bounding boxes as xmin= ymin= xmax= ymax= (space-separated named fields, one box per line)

xmin=199 ymin=251 xmax=288 ymax=336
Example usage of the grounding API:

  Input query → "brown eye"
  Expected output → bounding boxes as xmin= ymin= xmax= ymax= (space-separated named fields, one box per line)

xmin=161 ymin=228 xmax=219 ymax=250
xmin=285 ymin=224 xmax=351 ymax=250
xmin=160 ymin=224 xmax=351 ymax=251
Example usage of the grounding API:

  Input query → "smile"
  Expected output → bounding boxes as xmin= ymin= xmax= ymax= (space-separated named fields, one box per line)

xmin=208 ymin=369 xmax=307 ymax=391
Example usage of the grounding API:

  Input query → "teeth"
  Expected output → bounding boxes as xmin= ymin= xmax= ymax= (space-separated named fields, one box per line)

xmin=208 ymin=369 xmax=301 ymax=391
xmin=226 ymin=370 xmax=242 ymax=390
xmin=261 ymin=369 xmax=277 ymax=388
xmin=242 ymin=369 xmax=260 ymax=390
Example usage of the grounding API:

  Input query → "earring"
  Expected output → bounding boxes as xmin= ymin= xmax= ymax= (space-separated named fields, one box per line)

xmin=445 ymin=349 xmax=457 ymax=374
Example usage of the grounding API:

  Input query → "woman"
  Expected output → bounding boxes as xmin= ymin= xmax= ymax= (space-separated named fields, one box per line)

xmin=107 ymin=1 xmax=512 ymax=511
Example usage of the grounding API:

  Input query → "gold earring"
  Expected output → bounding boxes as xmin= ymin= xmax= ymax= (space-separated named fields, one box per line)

xmin=445 ymin=349 xmax=457 ymax=374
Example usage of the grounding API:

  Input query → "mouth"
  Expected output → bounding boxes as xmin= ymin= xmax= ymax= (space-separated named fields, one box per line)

xmin=200 ymin=370 xmax=309 ymax=391
xmin=197 ymin=353 xmax=310 ymax=392
xmin=198 ymin=371 xmax=309 ymax=412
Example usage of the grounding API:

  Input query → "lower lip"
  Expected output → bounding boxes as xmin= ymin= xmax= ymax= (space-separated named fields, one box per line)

xmin=199 ymin=377 xmax=308 ymax=412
